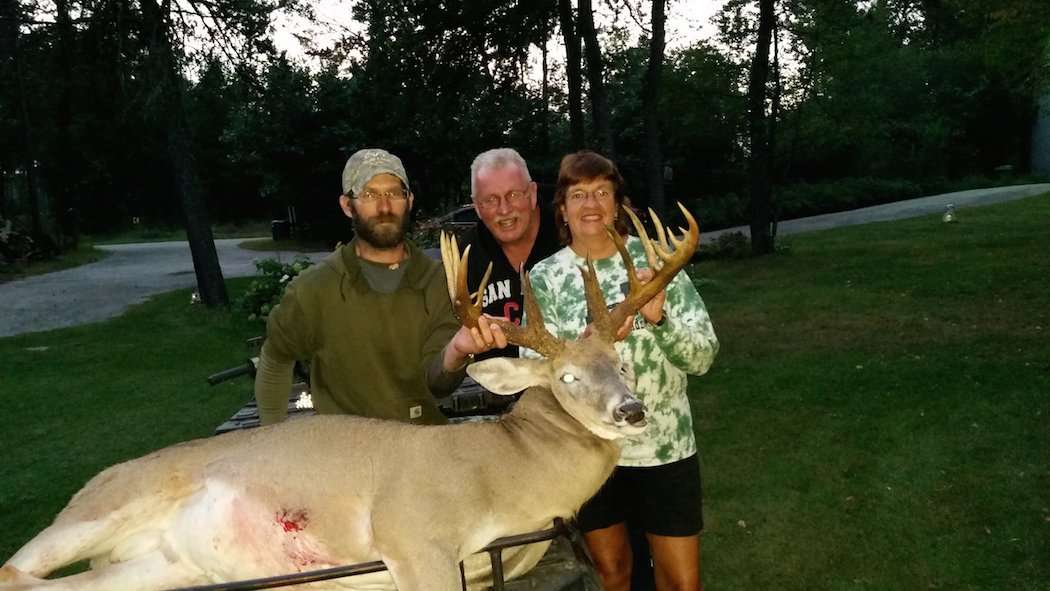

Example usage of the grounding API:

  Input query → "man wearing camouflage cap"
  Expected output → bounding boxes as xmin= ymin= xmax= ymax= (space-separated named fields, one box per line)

xmin=255 ymin=148 xmax=506 ymax=425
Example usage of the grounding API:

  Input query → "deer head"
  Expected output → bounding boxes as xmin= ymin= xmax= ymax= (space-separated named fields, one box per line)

xmin=439 ymin=202 xmax=700 ymax=440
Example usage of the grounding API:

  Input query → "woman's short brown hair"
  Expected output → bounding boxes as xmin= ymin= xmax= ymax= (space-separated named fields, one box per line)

xmin=553 ymin=150 xmax=632 ymax=245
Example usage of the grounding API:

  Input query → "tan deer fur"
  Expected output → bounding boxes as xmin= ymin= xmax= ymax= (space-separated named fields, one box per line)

xmin=1 ymin=369 xmax=628 ymax=590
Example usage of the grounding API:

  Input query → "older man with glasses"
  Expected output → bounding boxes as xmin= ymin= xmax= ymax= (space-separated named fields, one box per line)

xmin=458 ymin=148 xmax=562 ymax=363
xmin=254 ymin=148 xmax=505 ymax=426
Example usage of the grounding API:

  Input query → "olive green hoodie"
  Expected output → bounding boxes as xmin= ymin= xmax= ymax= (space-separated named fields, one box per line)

xmin=255 ymin=239 xmax=462 ymax=425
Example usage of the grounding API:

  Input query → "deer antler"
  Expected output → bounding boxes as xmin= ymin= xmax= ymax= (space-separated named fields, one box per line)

xmin=440 ymin=232 xmax=565 ymax=358
xmin=594 ymin=202 xmax=700 ymax=341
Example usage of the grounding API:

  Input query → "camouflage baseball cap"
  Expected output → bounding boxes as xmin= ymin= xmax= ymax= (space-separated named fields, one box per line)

xmin=341 ymin=148 xmax=410 ymax=197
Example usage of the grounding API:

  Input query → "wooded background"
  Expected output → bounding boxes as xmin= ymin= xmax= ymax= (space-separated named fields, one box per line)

xmin=2 ymin=0 xmax=1049 ymax=298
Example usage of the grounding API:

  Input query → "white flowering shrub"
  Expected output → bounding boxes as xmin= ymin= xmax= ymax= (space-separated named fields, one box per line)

xmin=237 ymin=256 xmax=313 ymax=321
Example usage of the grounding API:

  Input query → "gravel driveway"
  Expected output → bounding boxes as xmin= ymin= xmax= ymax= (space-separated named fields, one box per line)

xmin=2 ymin=184 xmax=1047 ymax=338
xmin=0 ymin=239 xmax=328 ymax=338
xmin=701 ymin=183 xmax=1050 ymax=242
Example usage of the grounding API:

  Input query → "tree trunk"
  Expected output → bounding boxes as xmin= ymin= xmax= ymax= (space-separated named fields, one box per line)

xmin=643 ymin=0 xmax=667 ymax=216
xmin=1 ymin=0 xmax=22 ymax=222
xmin=11 ymin=13 xmax=43 ymax=243
xmin=141 ymin=0 xmax=228 ymax=306
xmin=769 ymin=11 xmax=781 ymax=244
xmin=558 ymin=0 xmax=585 ymax=150
xmin=577 ymin=0 xmax=614 ymax=156
xmin=747 ymin=0 xmax=775 ymax=255
xmin=53 ymin=0 xmax=75 ymax=249
xmin=541 ymin=36 xmax=550 ymax=154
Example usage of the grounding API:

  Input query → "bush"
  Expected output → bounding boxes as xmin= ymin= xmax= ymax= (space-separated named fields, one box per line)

xmin=776 ymin=177 xmax=923 ymax=220
xmin=409 ymin=228 xmax=441 ymax=250
xmin=237 ymin=256 xmax=314 ymax=321
xmin=688 ymin=192 xmax=747 ymax=231
xmin=696 ymin=231 xmax=751 ymax=260
xmin=0 ymin=217 xmax=42 ymax=265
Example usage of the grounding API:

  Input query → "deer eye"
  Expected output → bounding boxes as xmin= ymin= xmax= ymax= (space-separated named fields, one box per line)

xmin=560 ymin=373 xmax=577 ymax=384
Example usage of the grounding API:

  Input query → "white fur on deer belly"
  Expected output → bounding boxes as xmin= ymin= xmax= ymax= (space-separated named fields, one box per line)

xmin=459 ymin=519 xmax=511 ymax=558
xmin=167 ymin=479 xmax=342 ymax=582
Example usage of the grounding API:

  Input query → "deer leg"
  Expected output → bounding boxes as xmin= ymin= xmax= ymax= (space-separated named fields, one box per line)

xmin=0 ymin=549 xmax=205 ymax=591
xmin=4 ymin=520 xmax=117 ymax=578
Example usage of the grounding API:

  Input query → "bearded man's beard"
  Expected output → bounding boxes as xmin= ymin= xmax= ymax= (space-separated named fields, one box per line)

xmin=353 ymin=211 xmax=412 ymax=249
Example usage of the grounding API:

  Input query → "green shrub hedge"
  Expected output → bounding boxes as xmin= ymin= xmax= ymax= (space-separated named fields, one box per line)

xmin=236 ymin=256 xmax=314 ymax=321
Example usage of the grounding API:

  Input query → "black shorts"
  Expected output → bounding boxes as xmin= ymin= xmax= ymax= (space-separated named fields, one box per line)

xmin=577 ymin=454 xmax=703 ymax=537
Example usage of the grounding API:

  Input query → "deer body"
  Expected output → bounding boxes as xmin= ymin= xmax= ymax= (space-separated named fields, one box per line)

xmin=1 ymin=385 xmax=619 ymax=591
xmin=3 ymin=206 xmax=700 ymax=591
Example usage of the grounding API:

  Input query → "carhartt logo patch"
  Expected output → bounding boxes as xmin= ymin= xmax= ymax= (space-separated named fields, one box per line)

xmin=409 ymin=405 xmax=422 ymax=419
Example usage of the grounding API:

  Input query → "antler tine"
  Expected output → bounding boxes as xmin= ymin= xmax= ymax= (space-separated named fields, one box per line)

xmin=506 ymin=272 xmax=567 ymax=358
xmin=580 ymin=256 xmax=615 ymax=342
xmin=440 ymin=232 xmax=484 ymax=330
xmin=440 ymin=232 xmax=458 ymax=304
xmin=472 ymin=255 xmax=494 ymax=310
xmin=648 ymin=207 xmax=672 ymax=262
xmin=439 ymin=231 xmax=565 ymax=358
xmin=622 ymin=206 xmax=660 ymax=271
xmin=671 ymin=200 xmax=701 ymax=253
xmin=606 ymin=202 xmax=701 ymax=338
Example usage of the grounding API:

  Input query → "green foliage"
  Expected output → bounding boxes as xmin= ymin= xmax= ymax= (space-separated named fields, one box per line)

xmin=0 ymin=217 xmax=42 ymax=265
xmin=768 ymin=0 xmax=1050 ymax=181
xmin=690 ymin=192 xmax=748 ymax=231
xmin=4 ymin=0 xmax=1049 ymax=262
xmin=603 ymin=37 xmax=749 ymax=205
xmin=236 ymin=256 xmax=313 ymax=321
xmin=695 ymin=230 xmax=752 ymax=260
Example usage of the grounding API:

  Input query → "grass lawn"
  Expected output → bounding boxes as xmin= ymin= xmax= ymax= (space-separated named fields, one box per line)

xmin=0 ymin=195 xmax=1046 ymax=588
xmin=693 ymin=194 xmax=1049 ymax=589
xmin=0 ymin=278 xmax=261 ymax=563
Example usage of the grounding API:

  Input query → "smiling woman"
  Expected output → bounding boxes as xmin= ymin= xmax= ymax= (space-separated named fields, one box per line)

xmin=525 ymin=149 xmax=719 ymax=591
xmin=551 ymin=152 xmax=631 ymax=248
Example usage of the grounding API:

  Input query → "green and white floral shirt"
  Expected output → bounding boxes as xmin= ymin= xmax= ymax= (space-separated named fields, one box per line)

xmin=523 ymin=237 xmax=719 ymax=467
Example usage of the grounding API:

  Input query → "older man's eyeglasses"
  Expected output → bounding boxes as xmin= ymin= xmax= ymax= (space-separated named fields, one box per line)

xmin=354 ymin=189 xmax=409 ymax=203
xmin=476 ymin=189 xmax=528 ymax=210
xmin=567 ymin=188 xmax=614 ymax=204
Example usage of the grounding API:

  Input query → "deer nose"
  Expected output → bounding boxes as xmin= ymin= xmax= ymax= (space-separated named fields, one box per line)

xmin=614 ymin=400 xmax=646 ymax=425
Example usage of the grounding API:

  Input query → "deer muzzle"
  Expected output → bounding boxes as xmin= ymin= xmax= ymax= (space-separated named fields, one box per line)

xmin=614 ymin=399 xmax=647 ymax=426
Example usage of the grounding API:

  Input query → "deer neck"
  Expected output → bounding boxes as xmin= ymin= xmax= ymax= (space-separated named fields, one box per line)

xmin=490 ymin=387 xmax=620 ymax=519
xmin=501 ymin=387 xmax=619 ymax=459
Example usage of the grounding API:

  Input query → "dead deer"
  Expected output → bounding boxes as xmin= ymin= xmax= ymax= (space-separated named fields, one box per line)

xmin=0 ymin=204 xmax=699 ymax=591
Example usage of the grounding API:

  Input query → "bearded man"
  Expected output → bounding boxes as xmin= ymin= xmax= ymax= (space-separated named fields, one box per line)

xmin=254 ymin=148 xmax=504 ymax=426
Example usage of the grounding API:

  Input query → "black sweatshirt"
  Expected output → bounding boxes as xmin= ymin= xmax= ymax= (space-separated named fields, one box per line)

xmin=459 ymin=204 xmax=562 ymax=361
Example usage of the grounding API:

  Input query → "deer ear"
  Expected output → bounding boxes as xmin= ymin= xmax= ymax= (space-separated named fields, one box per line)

xmin=467 ymin=358 xmax=551 ymax=395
